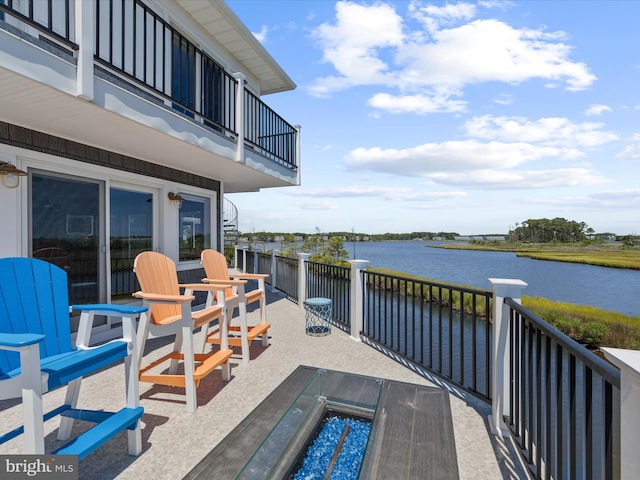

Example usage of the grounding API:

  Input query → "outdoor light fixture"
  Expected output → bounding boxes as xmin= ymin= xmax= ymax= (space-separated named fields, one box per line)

xmin=0 ymin=161 xmax=27 ymax=189
xmin=167 ymin=191 xmax=184 ymax=209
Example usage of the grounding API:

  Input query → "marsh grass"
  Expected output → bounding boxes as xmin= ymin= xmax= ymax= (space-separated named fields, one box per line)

xmin=436 ymin=242 xmax=640 ymax=270
xmin=523 ymin=296 xmax=640 ymax=350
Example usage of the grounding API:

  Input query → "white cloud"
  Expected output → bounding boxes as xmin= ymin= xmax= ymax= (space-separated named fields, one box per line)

xmin=308 ymin=1 xmax=596 ymax=107
xmin=308 ymin=1 xmax=403 ymax=96
xmin=292 ymin=185 xmax=467 ymax=202
xmin=615 ymin=144 xmax=640 ymax=160
xmin=299 ymin=200 xmax=339 ymax=210
xmin=585 ymin=104 xmax=612 ymax=116
xmin=464 ymin=115 xmax=618 ymax=147
xmin=345 ymin=140 xmax=580 ymax=176
xmin=368 ymin=92 xmax=466 ymax=114
xmin=252 ymin=25 xmax=269 ymax=43
xmin=427 ymin=168 xmax=610 ymax=189
xmin=493 ymin=94 xmax=513 ymax=105
xmin=398 ymin=19 xmax=594 ymax=91
xmin=409 ymin=1 xmax=476 ymax=34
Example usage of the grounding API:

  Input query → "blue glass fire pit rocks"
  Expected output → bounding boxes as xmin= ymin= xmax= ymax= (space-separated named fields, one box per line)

xmin=293 ymin=416 xmax=372 ymax=480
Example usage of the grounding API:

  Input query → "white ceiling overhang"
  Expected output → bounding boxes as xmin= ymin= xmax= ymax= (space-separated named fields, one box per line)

xmin=176 ymin=0 xmax=296 ymax=95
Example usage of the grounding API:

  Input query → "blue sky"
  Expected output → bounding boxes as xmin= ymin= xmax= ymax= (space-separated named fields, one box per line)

xmin=225 ymin=1 xmax=640 ymax=236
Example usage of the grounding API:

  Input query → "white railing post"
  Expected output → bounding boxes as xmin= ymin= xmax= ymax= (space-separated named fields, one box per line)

xmin=241 ymin=247 xmax=248 ymax=273
xmin=75 ymin=0 xmax=94 ymax=100
xmin=271 ymin=250 xmax=278 ymax=293
xmin=233 ymin=245 xmax=239 ymax=270
xmin=489 ymin=278 xmax=528 ymax=437
xmin=294 ymin=125 xmax=302 ymax=185
xmin=602 ymin=348 xmax=640 ymax=479
xmin=233 ymin=72 xmax=246 ymax=162
xmin=253 ymin=250 xmax=258 ymax=274
xmin=297 ymin=253 xmax=310 ymax=308
xmin=349 ymin=260 xmax=369 ymax=341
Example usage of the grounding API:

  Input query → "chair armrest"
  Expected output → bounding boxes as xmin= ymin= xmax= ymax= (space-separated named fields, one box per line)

xmin=179 ymin=283 xmax=233 ymax=292
xmin=201 ymin=278 xmax=247 ymax=286
xmin=71 ymin=305 xmax=148 ymax=349
xmin=71 ymin=304 xmax=148 ymax=316
xmin=0 ymin=332 xmax=45 ymax=350
xmin=133 ymin=292 xmax=195 ymax=303
xmin=231 ymin=273 xmax=269 ymax=280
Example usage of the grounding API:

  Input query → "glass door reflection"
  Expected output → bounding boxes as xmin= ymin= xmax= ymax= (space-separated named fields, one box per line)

xmin=31 ymin=173 xmax=101 ymax=304
xmin=110 ymin=188 xmax=153 ymax=300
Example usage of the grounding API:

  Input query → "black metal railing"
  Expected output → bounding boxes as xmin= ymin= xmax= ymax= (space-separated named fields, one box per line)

xmin=257 ymin=252 xmax=271 ymax=284
xmin=0 ymin=0 xmax=76 ymax=48
xmin=93 ymin=0 xmax=237 ymax=136
xmin=505 ymin=298 xmax=620 ymax=480
xmin=244 ymin=89 xmax=297 ymax=169
xmin=110 ymin=258 xmax=138 ymax=297
xmin=243 ymin=251 xmax=256 ymax=274
xmin=361 ymin=270 xmax=493 ymax=400
xmin=306 ymin=261 xmax=350 ymax=332
xmin=0 ymin=0 xmax=298 ymax=169
xmin=274 ymin=255 xmax=298 ymax=303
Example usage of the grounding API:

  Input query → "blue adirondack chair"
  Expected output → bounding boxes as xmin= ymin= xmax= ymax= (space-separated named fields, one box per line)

xmin=0 ymin=257 xmax=146 ymax=460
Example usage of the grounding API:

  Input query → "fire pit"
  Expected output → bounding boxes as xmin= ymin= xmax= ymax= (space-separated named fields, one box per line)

xmin=236 ymin=368 xmax=381 ymax=479
xmin=183 ymin=366 xmax=459 ymax=480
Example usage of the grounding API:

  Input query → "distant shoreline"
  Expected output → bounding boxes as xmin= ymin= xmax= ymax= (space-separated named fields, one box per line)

xmin=430 ymin=242 xmax=640 ymax=270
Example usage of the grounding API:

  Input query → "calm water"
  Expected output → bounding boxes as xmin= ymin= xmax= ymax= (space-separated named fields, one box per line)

xmin=346 ymin=241 xmax=640 ymax=317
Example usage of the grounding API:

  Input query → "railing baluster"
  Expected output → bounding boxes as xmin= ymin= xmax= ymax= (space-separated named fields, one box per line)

xmin=569 ymin=353 xmax=577 ymax=480
xmin=545 ymin=335 xmax=552 ymax=480
xmin=585 ymin=365 xmax=593 ymax=480
xmin=557 ymin=344 xmax=564 ymax=480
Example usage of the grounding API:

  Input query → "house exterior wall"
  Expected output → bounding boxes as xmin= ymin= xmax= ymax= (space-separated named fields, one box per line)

xmin=0 ymin=1 xmax=297 ymax=326
xmin=0 ymin=122 xmax=221 ymax=302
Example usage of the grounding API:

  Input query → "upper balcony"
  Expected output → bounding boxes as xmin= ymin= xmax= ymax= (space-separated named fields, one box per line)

xmin=0 ymin=0 xmax=299 ymax=192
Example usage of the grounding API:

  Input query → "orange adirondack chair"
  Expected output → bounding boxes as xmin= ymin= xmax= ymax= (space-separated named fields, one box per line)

xmin=199 ymin=249 xmax=270 ymax=363
xmin=133 ymin=252 xmax=233 ymax=413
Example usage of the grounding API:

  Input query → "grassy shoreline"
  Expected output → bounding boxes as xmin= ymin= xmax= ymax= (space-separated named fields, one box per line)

xmin=431 ymin=242 xmax=640 ymax=269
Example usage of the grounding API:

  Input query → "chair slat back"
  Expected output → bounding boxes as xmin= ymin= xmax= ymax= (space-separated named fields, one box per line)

xmin=201 ymin=250 xmax=234 ymax=299
xmin=0 ymin=257 xmax=72 ymax=375
xmin=134 ymin=252 xmax=181 ymax=324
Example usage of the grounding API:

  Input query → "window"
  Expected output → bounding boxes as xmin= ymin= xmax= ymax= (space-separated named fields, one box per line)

xmin=179 ymin=194 xmax=211 ymax=261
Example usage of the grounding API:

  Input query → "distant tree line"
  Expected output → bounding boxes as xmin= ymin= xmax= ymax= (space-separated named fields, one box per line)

xmin=239 ymin=219 xmax=634 ymax=249
xmin=238 ymin=230 xmax=459 ymax=243
xmin=508 ymin=218 xmax=589 ymax=243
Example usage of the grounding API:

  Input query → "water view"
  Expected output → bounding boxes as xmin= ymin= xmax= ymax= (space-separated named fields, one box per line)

xmin=253 ymin=240 xmax=639 ymax=316
xmin=348 ymin=241 xmax=640 ymax=317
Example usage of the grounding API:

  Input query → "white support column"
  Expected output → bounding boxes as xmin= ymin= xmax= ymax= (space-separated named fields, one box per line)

xmin=294 ymin=125 xmax=302 ymax=185
xmin=488 ymin=278 xmax=527 ymax=437
xmin=271 ymin=250 xmax=279 ymax=293
xmin=75 ymin=0 xmax=94 ymax=101
xmin=233 ymin=245 xmax=239 ymax=270
xmin=297 ymin=253 xmax=310 ymax=309
xmin=253 ymin=250 xmax=259 ymax=274
xmin=349 ymin=260 xmax=369 ymax=341
xmin=233 ymin=72 xmax=246 ymax=162
xmin=602 ymin=347 xmax=640 ymax=480
xmin=241 ymin=247 xmax=248 ymax=273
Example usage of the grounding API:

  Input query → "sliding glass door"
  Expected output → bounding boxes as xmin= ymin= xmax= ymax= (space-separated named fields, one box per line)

xmin=31 ymin=173 xmax=103 ymax=304
xmin=110 ymin=188 xmax=153 ymax=300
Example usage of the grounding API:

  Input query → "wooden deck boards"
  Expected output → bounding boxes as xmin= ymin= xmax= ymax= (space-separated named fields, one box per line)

xmin=183 ymin=365 xmax=459 ymax=479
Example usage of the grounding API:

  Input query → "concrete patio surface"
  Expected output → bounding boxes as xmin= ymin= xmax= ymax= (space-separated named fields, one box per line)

xmin=0 ymin=289 xmax=532 ymax=479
